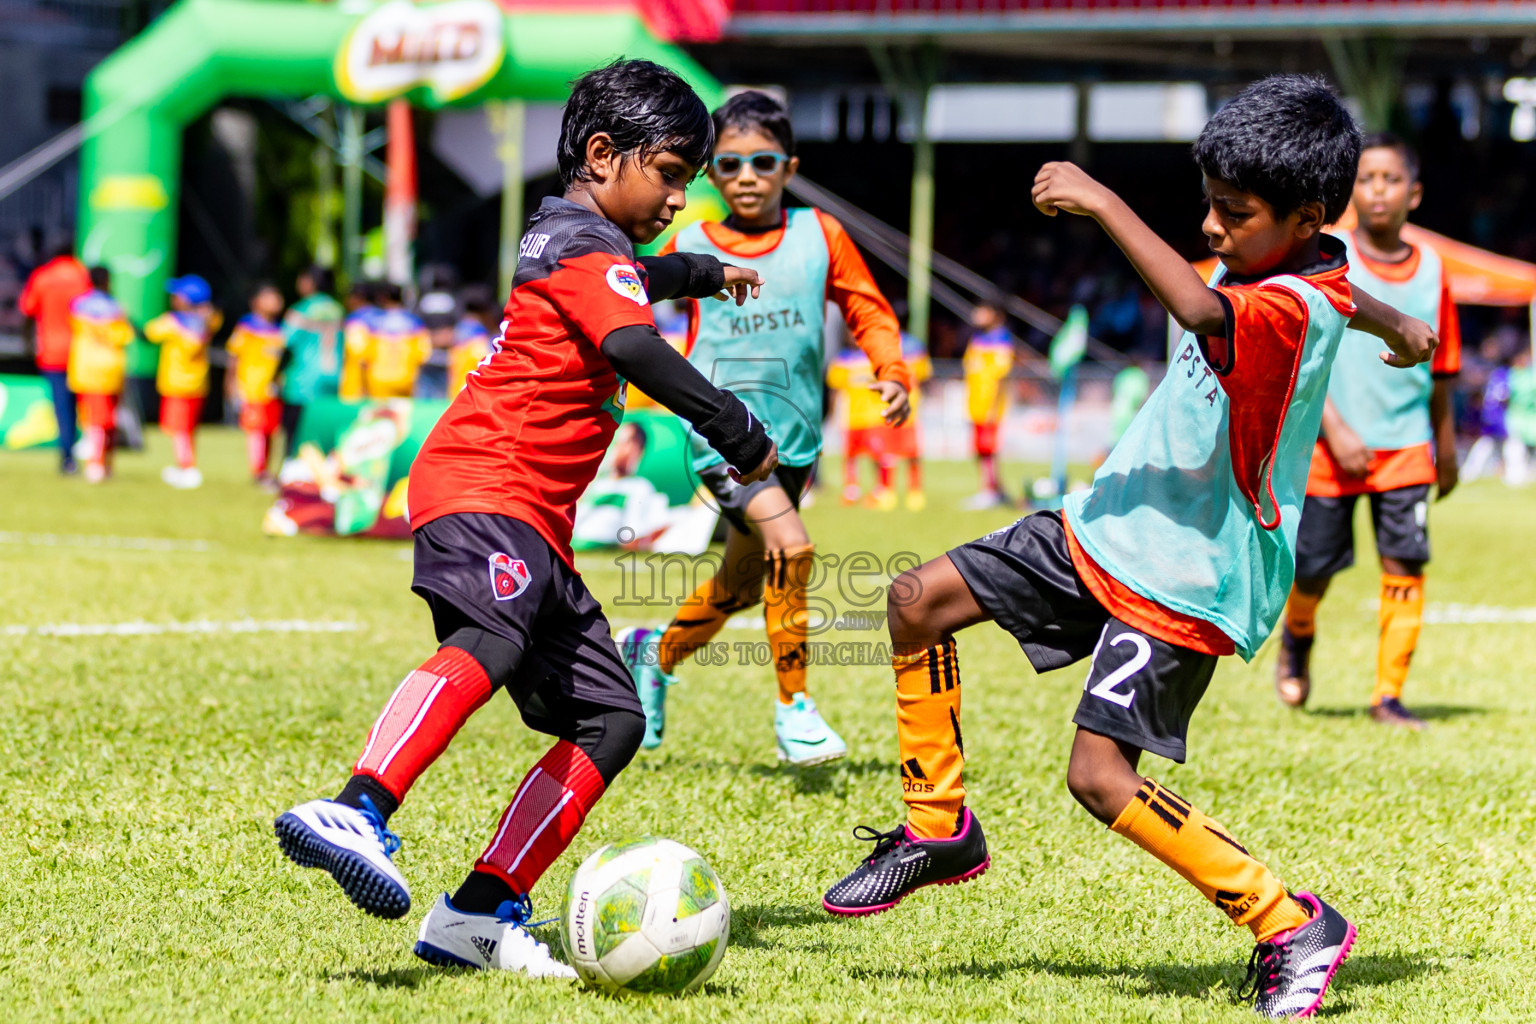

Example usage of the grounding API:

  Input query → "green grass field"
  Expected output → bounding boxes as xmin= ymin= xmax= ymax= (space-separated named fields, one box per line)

xmin=3 ymin=428 xmax=1534 ymax=1023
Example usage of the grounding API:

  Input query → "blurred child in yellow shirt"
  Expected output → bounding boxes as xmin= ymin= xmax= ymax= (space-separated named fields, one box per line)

xmin=144 ymin=274 xmax=220 ymax=489
xmin=339 ymin=280 xmax=379 ymax=401
xmin=361 ymin=283 xmax=431 ymax=399
xmin=226 ymin=282 xmax=287 ymax=483
xmin=874 ymin=331 xmax=932 ymax=509
xmin=66 ymin=266 xmax=133 ymax=483
xmin=448 ymin=288 xmax=495 ymax=395
xmin=826 ymin=346 xmax=888 ymax=505
xmin=962 ymin=303 xmax=1015 ymax=508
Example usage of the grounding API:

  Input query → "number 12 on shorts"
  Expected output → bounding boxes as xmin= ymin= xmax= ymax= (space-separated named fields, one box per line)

xmin=1086 ymin=629 xmax=1152 ymax=708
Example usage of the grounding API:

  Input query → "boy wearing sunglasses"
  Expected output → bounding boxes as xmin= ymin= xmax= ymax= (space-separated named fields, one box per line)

xmin=618 ymin=91 xmax=913 ymax=764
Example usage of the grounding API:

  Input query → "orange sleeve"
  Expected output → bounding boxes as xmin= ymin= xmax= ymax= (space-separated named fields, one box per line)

xmin=1432 ymin=274 xmax=1461 ymax=377
xmin=816 ymin=210 xmax=911 ymax=392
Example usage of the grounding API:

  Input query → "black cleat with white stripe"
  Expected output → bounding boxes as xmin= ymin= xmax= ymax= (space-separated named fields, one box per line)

xmin=822 ymin=808 xmax=990 ymax=916
xmin=1242 ymin=892 xmax=1356 ymax=1018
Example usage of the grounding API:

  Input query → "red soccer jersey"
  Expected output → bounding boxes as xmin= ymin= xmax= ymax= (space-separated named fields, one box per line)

xmin=408 ymin=198 xmax=657 ymax=566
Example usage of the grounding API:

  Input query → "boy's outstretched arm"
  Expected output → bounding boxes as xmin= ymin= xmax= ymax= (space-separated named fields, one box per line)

xmin=1346 ymin=286 xmax=1438 ymax=368
xmin=600 ymin=324 xmax=777 ymax=484
xmin=1033 ymin=162 xmax=1226 ymax=336
xmin=638 ymin=253 xmax=763 ymax=306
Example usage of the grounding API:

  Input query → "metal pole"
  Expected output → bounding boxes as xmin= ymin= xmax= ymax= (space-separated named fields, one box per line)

xmin=907 ymin=84 xmax=935 ymax=345
xmin=496 ymin=99 xmax=526 ymax=299
xmin=313 ymin=110 xmax=338 ymax=269
xmin=340 ymin=104 xmax=364 ymax=287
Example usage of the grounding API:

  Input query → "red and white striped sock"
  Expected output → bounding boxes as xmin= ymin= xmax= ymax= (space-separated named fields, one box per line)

xmin=352 ymin=646 xmax=494 ymax=802
xmin=476 ymin=741 xmax=606 ymax=894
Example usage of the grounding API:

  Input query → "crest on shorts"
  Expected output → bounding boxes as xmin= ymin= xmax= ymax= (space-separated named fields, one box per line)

xmin=488 ymin=551 xmax=531 ymax=601
xmin=606 ymin=263 xmax=648 ymax=305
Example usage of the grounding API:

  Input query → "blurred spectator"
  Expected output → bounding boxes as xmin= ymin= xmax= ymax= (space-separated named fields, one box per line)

xmin=67 ymin=265 xmax=132 ymax=483
xmin=18 ymin=235 xmax=90 ymax=473
xmin=280 ymin=265 xmax=344 ymax=460
xmin=360 ymin=282 xmax=430 ymax=399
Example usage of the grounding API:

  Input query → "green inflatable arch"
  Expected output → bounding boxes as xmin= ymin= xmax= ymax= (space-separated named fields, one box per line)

xmin=78 ymin=0 xmax=724 ymax=374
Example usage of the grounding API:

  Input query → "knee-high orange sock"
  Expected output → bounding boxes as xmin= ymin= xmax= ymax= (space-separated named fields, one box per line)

xmin=1374 ymin=574 xmax=1424 ymax=704
xmin=657 ymin=574 xmax=754 ymax=674
xmin=764 ymin=544 xmax=815 ymax=704
xmin=1112 ymin=779 xmax=1309 ymax=941
xmin=1284 ymin=586 xmax=1321 ymax=639
xmin=895 ymin=640 xmax=965 ymax=840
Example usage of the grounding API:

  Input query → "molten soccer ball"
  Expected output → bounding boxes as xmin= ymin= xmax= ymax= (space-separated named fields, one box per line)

xmin=562 ymin=837 xmax=730 ymax=995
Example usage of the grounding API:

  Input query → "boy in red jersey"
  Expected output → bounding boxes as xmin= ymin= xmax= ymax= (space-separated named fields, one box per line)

xmin=275 ymin=60 xmax=776 ymax=976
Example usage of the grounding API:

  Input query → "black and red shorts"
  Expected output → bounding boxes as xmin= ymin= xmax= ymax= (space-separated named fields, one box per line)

xmin=410 ymin=512 xmax=641 ymax=715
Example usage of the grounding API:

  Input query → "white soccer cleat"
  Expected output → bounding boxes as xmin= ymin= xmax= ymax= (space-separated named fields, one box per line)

xmin=414 ymin=892 xmax=577 ymax=978
xmin=274 ymin=797 xmax=411 ymax=918
xmin=161 ymin=466 xmax=203 ymax=489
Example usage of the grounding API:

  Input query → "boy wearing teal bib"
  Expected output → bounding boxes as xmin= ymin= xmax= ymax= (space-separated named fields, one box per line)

xmin=618 ymin=92 xmax=912 ymax=765
xmin=822 ymin=77 xmax=1438 ymax=1019
xmin=1278 ymin=135 xmax=1462 ymax=729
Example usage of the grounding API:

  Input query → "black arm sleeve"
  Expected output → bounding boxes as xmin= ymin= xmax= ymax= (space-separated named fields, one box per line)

xmin=637 ymin=253 xmax=727 ymax=302
xmin=601 ymin=323 xmax=771 ymax=473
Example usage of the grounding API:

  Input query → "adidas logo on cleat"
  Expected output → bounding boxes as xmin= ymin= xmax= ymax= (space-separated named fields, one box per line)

xmin=470 ymin=935 xmax=499 ymax=964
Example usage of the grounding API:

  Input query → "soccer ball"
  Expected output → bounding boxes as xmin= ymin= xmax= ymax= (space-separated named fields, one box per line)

xmin=561 ymin=837 xmax=730 ymax=995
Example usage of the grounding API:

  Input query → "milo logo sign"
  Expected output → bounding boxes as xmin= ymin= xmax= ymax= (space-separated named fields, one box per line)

xmin=335 ymin=0 xmax=505 ymax=105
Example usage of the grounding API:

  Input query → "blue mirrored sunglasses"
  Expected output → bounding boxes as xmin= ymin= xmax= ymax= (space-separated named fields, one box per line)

xmin=711 ymin=151 xmax=788 ymax=178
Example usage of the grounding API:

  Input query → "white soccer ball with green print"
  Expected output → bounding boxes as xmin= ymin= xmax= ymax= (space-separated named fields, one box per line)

xmin=562 ymin=837 xmax=730 ymax=995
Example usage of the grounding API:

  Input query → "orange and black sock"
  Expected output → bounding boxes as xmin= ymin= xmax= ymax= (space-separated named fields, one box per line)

xmin=1111 ymin=778 xmax=1309 ymax=942
xmin=895 ymin=640 xmax=965 ymax=840
xmin=764 ymin=545 xmax=815 ymax=704
xmin=1284 ymin=586 xmax=1321 ymax=640
xmin=1374 ymin=574 xmax=1424 ymax=704
xmin=657 ymin=575 xmax=753 ymax=675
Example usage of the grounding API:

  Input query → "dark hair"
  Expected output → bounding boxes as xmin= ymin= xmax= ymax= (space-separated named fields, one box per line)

xmin=88 ymin=265 xmax=110 ymax=290
xmin=302 ymin=265 xmax=334 ymax=294
xmin=557 ymin=58 xmax=713 ymax=189
xmin=1194 ymin=75 xmax=1362 ymax=224
xmin=50 ymin=235 xmax=76 ymax=260
xmin=1361 ymin=131 xmax=1420 ymax=182
xmin=251 ymin=280 xmax=280 ymax=301
xmin=378 ymin=281 xmax=404 ymax=304
xmin=350 ymin=280 xmax=376 ymax=302
xmin=459 ymin=283 xmax=494 ymax=316
xmin=712 ymin=90 xmax=795 ymax=156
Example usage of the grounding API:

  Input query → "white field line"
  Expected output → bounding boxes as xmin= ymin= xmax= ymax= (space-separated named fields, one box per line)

xmin=1362 ymin=600 xmax=1536 ymax=625
xmin=0 ymin=531 xmax=215 ymax=553
xmin=2 ymin=618 xmax=360 ymax=638
xmin=1424 ymin=603 xmax=1536 ymax=625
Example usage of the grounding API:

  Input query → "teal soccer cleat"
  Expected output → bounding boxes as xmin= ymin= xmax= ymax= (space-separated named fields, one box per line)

xmin=616 ymin=626 xmax=676 ymax=749
xmin=775 ymin=693 xmax=848 ymax=766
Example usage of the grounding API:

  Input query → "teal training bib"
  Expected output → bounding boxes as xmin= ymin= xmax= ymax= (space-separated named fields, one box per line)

xmin=1328 ymin=232 xmax=1441 ymax=449
xmin=676 ymin=208 xmax=831 ymax=470
xmin=1064 ymin=272 xmax=1351 ymax=660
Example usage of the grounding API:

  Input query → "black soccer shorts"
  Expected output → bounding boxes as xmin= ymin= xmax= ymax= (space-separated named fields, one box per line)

xmin=1293 ymin=484 xmax=1431 ymax=579
xmin=696 ymin=461 xmax=814 ymax=537
xmin=411 ymin=512 xmax=641 ymax=716
xmin=948 ymin=510 xmax=1219 ymax=763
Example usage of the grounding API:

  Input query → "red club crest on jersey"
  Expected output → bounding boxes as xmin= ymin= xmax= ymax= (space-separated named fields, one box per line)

xmin=488 ymin=552 xmax=532 ymax=601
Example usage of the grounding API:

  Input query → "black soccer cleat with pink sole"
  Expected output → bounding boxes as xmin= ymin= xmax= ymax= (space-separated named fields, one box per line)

xmin=823 ymin=808 xmax=990 ymax=916
xmin=1241 ymin=891 xmax=1356 ymax=1018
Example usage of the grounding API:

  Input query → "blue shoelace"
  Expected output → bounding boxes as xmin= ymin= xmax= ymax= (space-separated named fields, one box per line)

xmin=355 ymin=795 xmax=402 ymax=857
